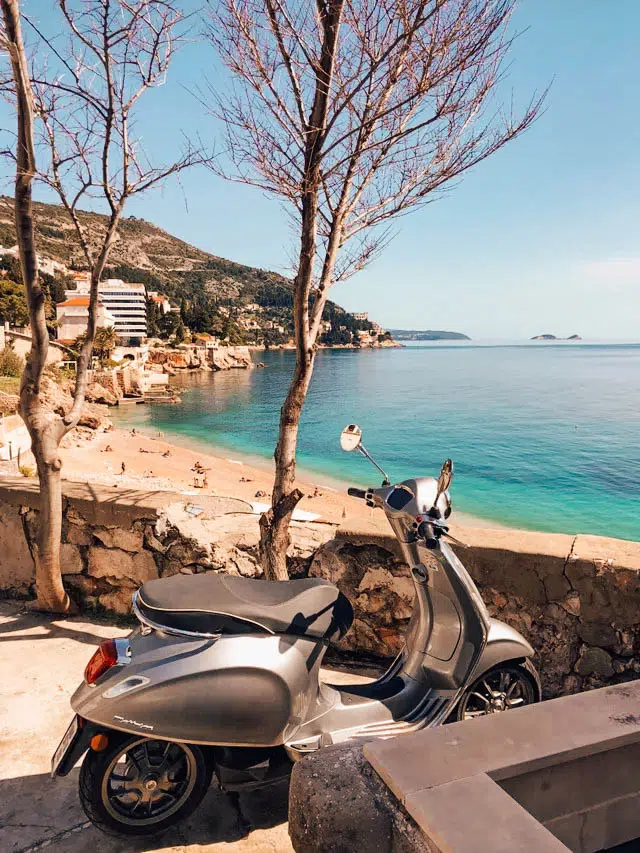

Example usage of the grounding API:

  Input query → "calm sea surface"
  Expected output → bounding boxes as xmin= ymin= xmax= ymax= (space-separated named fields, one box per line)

xmin=112 ymin=343 xmax=640 ymax=541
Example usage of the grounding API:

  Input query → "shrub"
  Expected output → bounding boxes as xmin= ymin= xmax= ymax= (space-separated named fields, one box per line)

xmin=0 ymin=347 xmax=24 ymax=377
xmin=19 ymin=465 xmax=36 ymax=478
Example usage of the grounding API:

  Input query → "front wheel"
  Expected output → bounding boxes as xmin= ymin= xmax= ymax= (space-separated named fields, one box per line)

xmin=454 ymin=660 xmax=541 ymax=722
xmin=79 ymin=735 xmax=212 ymax=837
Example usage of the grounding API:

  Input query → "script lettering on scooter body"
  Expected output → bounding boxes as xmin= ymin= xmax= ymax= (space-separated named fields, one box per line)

xmin=112 ymin=714 xmax=154 ymax=731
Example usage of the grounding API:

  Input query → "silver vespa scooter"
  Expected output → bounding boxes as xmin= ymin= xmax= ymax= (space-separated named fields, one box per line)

xmin=51 ymin=424 xmax=540 ymax=836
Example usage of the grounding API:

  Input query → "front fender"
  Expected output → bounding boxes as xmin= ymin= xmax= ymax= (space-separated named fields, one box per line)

xmin=470 ymin=618 xmax=535 ymax=682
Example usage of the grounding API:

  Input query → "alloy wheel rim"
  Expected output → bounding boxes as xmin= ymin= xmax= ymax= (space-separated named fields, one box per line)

xmin=461 ymin=668 xmax=533 ymax=721
xmin=101 ymin=739 xmax=197 ymax=826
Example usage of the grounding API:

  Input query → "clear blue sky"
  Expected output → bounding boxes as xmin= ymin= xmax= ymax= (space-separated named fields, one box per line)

xmin=4 ymin=0 xmax=640 ymax=339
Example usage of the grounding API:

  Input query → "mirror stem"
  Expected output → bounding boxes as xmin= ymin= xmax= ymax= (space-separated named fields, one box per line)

xmin=357 ymin=444 xmax=390 ymax=485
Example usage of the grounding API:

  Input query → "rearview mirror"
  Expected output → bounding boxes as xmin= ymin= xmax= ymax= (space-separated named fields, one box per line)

xmin=436 ymin=459 xmax=454 ymax=497
xmin=340 ymin=424 xmax=363 ymax=452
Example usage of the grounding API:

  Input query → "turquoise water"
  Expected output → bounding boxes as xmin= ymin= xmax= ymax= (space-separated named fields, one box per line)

xmin=113 ymin=343 xmax=640 ymax=541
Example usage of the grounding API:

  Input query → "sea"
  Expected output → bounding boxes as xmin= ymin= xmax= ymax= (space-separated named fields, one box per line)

xmin=112 ymin=342 xmax=640 ymax=542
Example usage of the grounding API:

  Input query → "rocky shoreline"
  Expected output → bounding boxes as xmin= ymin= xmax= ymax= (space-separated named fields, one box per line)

xmin=146 ymin=343 xmax=253 ymax=373
xmin=248 ymin=338 xmax=403 ymax=352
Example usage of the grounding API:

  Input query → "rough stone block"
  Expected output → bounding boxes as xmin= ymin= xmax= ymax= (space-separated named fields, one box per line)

xmin=578 ymin=621 xmax=618 ymax=650
xmin=65 ymin=523 xmax=92 ymax=546
xmin=574 ymin=646 xmax=614 ymax=678
xmin=99 ymin=588 xmax=134 ymax=615
xmin=543 ymin=573 xmax=571 ymax=602
xmin=64 ymin=574 xmax=111 ymax=598
xmin=60 ymin=543 xmax=84 ymax=574
xmin=92 ymin=526 xmax=144 ymax=552
xmin=288 ymin=744 xmax=432 ymax=853
xmin=0 ymin=503 xmax=34 ymax=589
xmin=88 ymin=546 xmax=158 ymax=584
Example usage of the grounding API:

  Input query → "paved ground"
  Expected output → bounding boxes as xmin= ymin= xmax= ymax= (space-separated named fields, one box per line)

xmin=0 ymin=601 xmax=374 ymax=853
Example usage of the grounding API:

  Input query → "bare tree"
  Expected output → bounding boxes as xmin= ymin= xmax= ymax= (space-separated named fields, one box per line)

xmin=0 ymin=0 xmax=206 ymax=612
xmin=206 ymin=0 xmax=543 ymax=580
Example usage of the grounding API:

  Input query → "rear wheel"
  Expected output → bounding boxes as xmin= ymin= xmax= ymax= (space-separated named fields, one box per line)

xmin=454 ymin=660 xmax=540 ymax=722
xmin=79 ymin=736 xmax=212 ymax=837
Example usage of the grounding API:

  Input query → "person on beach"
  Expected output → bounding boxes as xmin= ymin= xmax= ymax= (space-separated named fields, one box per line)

xmin=121 ymin=462 xmax=126 ymax=475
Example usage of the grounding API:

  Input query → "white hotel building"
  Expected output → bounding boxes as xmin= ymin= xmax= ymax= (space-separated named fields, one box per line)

xmin=57 ymin=275 xmax=147 ymax=344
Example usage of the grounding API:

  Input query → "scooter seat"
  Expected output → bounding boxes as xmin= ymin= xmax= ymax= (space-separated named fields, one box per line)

xmin=136 ymin=573 xmax=354 ymax=641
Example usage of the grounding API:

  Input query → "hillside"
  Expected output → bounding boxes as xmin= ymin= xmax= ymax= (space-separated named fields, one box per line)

xmin=0 ymin=196 xmax=380 ymax=346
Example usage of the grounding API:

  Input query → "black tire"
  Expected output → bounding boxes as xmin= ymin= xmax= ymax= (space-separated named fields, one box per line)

xmin=454 ymin=660 xmax=541 ymax=722
xmin=79 ymin=735 xmax=213 ymax=837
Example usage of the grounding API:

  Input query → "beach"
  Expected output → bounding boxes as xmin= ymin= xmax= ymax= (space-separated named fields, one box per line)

xmin=110 ymin=344 xmax=639 ymax=541
xmin=55 ymin=425 xmax=486 ymax=530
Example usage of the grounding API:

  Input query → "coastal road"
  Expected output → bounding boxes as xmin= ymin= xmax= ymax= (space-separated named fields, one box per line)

xmin=0 ymin=601 xmax=372 ymax=853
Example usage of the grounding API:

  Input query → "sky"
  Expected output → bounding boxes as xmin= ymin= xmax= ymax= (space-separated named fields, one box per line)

xmin=3 ymin=0 xmax=640 ymax=340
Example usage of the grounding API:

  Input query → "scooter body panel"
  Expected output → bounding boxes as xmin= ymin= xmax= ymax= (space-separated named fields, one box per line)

xmin=71 ymin=629 xmax=328 ymax=747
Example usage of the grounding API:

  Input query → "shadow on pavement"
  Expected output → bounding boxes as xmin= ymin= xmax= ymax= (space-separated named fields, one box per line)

xmin=1 ymin=768 xmax=290 ymax=852
xmin=0 ymin=606 xmax=130 ymax=647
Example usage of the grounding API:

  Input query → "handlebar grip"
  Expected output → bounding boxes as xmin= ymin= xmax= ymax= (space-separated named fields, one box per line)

xmin=347 ymin=487 xmax=367 ymax=499
xmin=417 ymin=520 xmax=440 ymax=549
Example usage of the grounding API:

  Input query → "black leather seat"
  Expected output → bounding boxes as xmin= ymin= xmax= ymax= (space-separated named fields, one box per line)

xmin=136 ymin=574 xmax=354 ymax=642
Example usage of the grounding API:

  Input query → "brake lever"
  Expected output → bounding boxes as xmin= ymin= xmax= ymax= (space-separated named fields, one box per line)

xmin=442 ymin=531 xmax=470 ymax=549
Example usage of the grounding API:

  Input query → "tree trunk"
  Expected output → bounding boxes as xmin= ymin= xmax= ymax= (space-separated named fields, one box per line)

xmin=19 ymin=381 xmax=71 ymax=611
xmin=258 ymin=0 xmax=344 ymax=580
xmin=259 ymin=349 xmax=315 ymax=580
xmin=259 ymin=182 xmax=320 ymax=581
xmin=2 ymin=0 xmax=71 ymax=612
xmin=30 ymin=437 xmax=71 ymax=612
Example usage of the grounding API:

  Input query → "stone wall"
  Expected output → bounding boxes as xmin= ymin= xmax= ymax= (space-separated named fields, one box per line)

xmin=310 ymin=522 xmax=640 ymax=698
xmin=0 ymin=479 xmax=333 ymax=615
xmin=1 ymin=479 xmax=639 ymax=699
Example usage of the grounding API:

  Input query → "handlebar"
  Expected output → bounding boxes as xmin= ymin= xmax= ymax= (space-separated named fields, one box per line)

xmin=347 ymin=487 xmax=367 ymax=499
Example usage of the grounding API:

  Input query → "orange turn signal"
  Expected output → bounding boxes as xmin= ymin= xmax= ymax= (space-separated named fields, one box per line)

xmin=90 ymin=733 xmax=109 ymax=752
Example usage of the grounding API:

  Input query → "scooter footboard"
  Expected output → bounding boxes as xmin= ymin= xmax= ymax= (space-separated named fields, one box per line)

xmin=70 ymin=629 xmax=325 ymax=747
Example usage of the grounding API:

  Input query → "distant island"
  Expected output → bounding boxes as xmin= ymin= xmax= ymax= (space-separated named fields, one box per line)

xmin=530 ymin=334 xmax=582 ymax=341
xmin=388 ymin=329 xmax=471 ymax=341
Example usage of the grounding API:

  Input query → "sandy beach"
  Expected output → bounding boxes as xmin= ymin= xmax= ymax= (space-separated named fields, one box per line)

xmin=55 ymin=425 xmax=489 ymax=530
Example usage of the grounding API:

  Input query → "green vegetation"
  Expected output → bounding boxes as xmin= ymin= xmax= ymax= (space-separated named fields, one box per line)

xmin=0 ymin=251 xmax=69 ymax=333
xmin=174 ymin=320 xmax=186 ymax=344
xmin=72 ymin=326 xmax=118 ymax=364
xmin=0 ymin=279 xmax=29 ymax=326
xmin=0 ymin=346 xmax=24 ymax=377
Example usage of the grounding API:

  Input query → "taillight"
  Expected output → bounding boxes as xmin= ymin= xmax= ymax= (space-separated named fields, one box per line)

xmin=84 ymin=639 xmax=118 ymax=685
